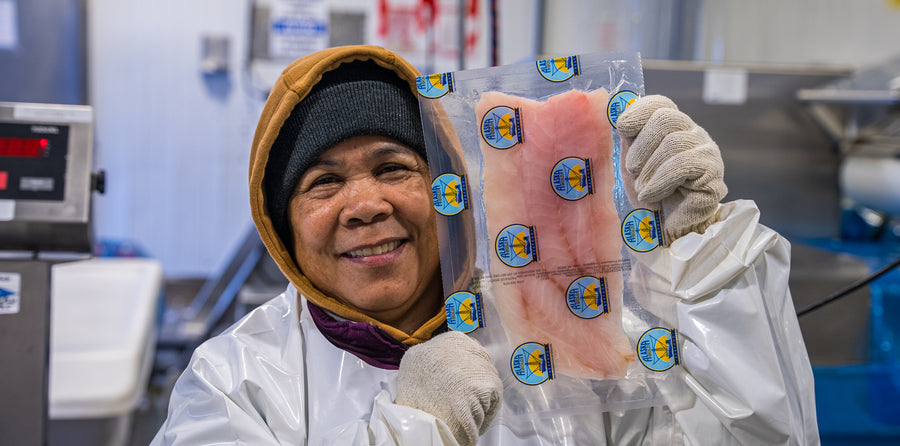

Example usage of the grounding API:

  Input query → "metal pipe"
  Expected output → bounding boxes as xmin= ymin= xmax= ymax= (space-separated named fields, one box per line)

xmin=536 ymin=0 xmax=546 ymax=57
xmin=490 ymin=0 xmax=498 ymax=66
xmin=458 ymin=0 xmax=466 ymax=70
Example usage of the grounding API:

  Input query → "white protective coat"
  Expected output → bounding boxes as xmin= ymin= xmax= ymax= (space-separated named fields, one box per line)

xmin=151 ymin=200 xmax=820 ymax=445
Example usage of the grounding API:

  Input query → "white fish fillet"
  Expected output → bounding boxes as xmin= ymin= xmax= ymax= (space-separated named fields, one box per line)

xmin=478 ymin=88 xmax=635 ymax=380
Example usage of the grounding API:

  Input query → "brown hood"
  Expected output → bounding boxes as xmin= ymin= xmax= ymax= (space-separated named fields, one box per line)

xmin=248 ymin=45 xmax=445 ymax=346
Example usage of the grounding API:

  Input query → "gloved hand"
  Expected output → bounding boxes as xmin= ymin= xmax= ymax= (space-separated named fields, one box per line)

xmin=616 ymin=95 xmax=728 ymax=243
xmin=395 ymin=331 xmax=503 ymax=446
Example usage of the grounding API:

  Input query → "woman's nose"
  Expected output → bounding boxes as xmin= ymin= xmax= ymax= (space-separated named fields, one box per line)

xmin=339 ymin=179 xmax=393 ymax=225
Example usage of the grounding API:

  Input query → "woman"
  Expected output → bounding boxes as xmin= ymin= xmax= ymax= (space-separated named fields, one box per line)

xmin=151 ymin=45 xmax=819 ymax=445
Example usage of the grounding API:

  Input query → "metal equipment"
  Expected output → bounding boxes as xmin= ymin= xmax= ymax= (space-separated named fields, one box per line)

xmin=797 ymin=55 xmax=900 ymax=218
xmin=0 ymin=102 xmax=103 ymax=445
xmin=155 ymin=227 xmax=287 ymax=372
xmin=641 ymin=60 xmax=878 ymax=365
xmin=643 ymin=60 xmax=852 ymax=240
xmin=0 ymin=103 xmax=101 ymax=252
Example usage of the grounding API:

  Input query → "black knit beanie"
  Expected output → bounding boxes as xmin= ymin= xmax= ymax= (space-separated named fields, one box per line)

xmin=264 ymin=59 xmax=427 ymax=251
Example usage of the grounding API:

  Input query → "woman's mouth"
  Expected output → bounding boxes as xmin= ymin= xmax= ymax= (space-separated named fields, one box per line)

xmin=345 ymin=240 xmax=404 ymax=258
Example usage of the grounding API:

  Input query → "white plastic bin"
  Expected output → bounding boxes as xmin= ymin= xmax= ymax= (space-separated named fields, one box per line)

xmin=47 ymin=258 xmax=163 ymax=446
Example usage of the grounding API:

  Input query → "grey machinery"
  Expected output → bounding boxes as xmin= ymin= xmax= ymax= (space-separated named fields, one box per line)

xmin=0 ymin=102 xmax=104 ymax=445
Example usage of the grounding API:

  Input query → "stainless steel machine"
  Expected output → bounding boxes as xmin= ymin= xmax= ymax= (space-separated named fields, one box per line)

xmin=0 ymin=102 xmax=104 ymax=445
xmin=641 ymin=60 xmax=880 ymax=366
xmin=797 ymin=55 xmax=900 ymax=218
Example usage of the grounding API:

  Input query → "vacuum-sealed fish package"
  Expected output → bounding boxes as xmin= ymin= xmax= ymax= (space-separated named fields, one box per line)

xmin=417 ymin=52 xmax=690 ymax=435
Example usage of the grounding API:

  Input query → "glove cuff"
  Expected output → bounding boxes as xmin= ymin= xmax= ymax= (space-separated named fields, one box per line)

xmin=662 ymin=199 xmax=722 ymax=242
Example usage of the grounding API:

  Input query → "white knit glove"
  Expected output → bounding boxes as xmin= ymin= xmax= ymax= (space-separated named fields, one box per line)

xmin=395 ymin=331 xmax=503 ymax=446
xmin=616 ymin=95 xmax=728 ymax=243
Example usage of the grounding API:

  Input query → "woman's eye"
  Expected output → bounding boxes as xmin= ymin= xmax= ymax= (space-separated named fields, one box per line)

xmin=378 ymin=164 xmax=408 ymax=176
xmin=309 ymin=175 xmax=339 ymax=188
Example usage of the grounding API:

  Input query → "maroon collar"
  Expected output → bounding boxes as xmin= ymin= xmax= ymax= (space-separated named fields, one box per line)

xmin=305 ymin=300 xmax=410 ymax=369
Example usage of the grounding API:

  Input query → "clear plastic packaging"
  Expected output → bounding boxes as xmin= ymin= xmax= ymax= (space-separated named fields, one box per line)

xmin=416 ymin=52 xmax=688 ymax=435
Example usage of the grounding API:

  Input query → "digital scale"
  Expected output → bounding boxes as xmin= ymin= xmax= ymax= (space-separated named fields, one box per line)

xmin=0 ymin=102 xmax=104 ymax=445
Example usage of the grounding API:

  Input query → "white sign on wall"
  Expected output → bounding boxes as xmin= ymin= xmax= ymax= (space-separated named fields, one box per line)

xmin=269 ymin=0 xmax=329 ymax=60
xmin=702 ymin=68 xmax=748 ymax=105
xmin=0 ymin=273 xmax=22 ymax=315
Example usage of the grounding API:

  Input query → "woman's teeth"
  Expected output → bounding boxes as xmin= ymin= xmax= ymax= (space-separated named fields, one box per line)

xmin=347 ymin=240 xmax=401 ymax=258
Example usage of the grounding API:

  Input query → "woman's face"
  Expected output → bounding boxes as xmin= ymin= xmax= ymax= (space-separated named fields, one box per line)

xmin=288 ymin=135 xmax=441 ymax=334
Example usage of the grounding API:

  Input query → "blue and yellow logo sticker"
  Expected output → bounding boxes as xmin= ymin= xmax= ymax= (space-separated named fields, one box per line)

xmin=416 ymin=72 xmax=455 ymax=99
xmin=621 ymin=208 xmax=663 ymax=252
xmin=551 ymin=157 xmax=593 ymax=201
xmin=480 ymin=106 xmax=523 ymax=150
xmin=445 ymin=291 xmax=484 ymax=333
xmin=637 ymin=327 xmax=680 ymax=372
xmin=495 ymin=224 xmax=539 ymax=268
xmin=511 ymin=342 xmax=554 ymax=385
xmin=432 ymin=173 xmax=469 ymax=216
xmin=608 ymin=90 xmax=639 ymax=128
xmin=536 ymin=55 xmax=581 ymax=82
xmin=566 ymin=276 xmax=609 ymax=319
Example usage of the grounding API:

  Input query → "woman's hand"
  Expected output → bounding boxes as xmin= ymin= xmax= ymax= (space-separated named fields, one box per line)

xmin=395 ymin=331 xmax=503 ymax=446
xmin=617 ymin=95 xmax=728 ymax=243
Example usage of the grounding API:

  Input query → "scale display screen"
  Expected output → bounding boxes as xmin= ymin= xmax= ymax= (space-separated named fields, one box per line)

xmin=0 ymin=102 xmax=94 ymax=253
xmin=0 ymin=123 xmax=68 ymax=201
xmin=0 ymin=137 xmax=50 ymax=158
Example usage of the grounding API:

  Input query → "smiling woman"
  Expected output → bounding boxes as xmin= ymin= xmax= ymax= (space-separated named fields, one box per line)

xmin=288 ymin=136 xmax=442 ymax=334
xmin=150 ymin=45 xmax=504 ymax=446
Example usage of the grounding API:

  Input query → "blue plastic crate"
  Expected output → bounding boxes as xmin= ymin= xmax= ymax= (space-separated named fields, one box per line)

xmin=805 ymin=238 xmax=900 ymax=444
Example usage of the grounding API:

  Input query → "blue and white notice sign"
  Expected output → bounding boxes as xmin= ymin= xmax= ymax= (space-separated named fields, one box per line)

xmin=0 ymin=272 xmax=21 ymax=315
xmin=268 ymin=0 xmax=329 ymax=59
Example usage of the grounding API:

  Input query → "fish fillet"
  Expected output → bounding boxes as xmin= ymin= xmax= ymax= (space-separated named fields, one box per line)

xmin=478 ymin=88 xmax=635 ymax=380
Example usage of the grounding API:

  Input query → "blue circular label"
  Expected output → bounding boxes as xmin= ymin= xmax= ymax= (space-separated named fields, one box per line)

xmin=510 ymin=342 xmax=553 ymax=385
xmin=566 ymin=276 xmax=608 ymax=319
xmin=536 ymin=56 xmax=580 ymax=82
xmin=551 ymin=157 xmax=593 ymax=201
xmin=432 ymin=173 xmax=467 ymax=216
xmin=608 ymin=90 xmax=639 ymax=128
xmin=637 ymin=328 xmax=678 ymax=372
xmin=495 ymin=224 xmax=537 ymax=268
xmin=480 ymin=106 xmax=522 ymax=149
xmin=445 ymin=291 xmax=481 ymax=333
xmin=621 ymin=209 xmax=661 ymax=252
xmin=416 ymin=73 xmax=454 ymax=99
